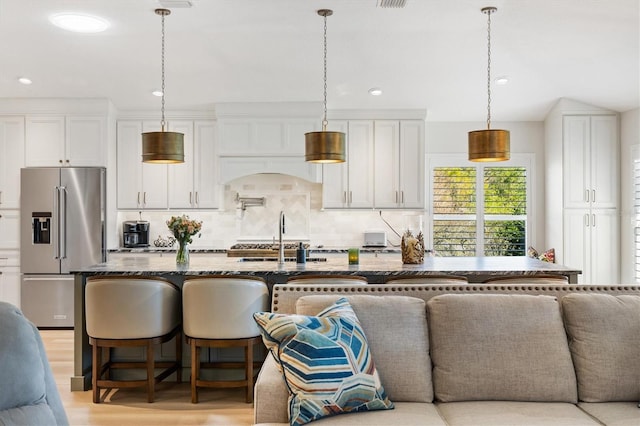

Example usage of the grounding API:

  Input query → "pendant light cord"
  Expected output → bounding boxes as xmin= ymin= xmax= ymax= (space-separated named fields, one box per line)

xmin=486 ymin=8 xmax=493 ymax=130
xmin=322 ymin=12 xmax=328 ymax=131
xmin=160 ymin=10 xmax=167 ymax=132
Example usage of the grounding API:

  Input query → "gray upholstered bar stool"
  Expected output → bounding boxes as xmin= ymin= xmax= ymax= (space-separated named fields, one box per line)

xmin=85 ymin=276 xmax=182 ymax=403
xmin=182 ymin=275 xmax=269 ymax=403
xmin=286 ymin=274 xmax=369 ymax=285
xmin=384 ymin=274 xmax=469 ymax=284
xmin=482 ymin=274 xmax=569 ymax=285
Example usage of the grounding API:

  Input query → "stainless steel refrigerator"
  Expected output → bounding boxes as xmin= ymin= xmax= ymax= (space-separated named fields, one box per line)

xmin=20 ymin=167 xmax=106 ymax=328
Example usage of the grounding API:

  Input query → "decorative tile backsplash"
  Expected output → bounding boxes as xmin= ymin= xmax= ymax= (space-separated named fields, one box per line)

xmin=116 ymin=174 xmax=426 ymax=249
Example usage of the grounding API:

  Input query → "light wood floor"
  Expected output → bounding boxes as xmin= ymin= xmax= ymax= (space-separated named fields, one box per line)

xmin=41 ymin=330 xmax=254 ymax=426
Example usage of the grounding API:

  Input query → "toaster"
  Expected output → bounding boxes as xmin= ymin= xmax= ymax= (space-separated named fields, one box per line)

xmin=364 ymin=231 xmax=387 ymax=247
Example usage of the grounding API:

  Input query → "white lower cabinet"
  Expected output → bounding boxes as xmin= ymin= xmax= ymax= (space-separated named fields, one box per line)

xmin=0 ymin=211 xmax=19 ymax=249
xmin=0 ymin=251 xmax=20 ymax=308
xmin=564 ymin=209 xmax=619 ymax=284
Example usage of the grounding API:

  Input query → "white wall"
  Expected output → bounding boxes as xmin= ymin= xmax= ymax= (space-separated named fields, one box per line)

xmin=620 ymin=108 xmax=640 ymax=283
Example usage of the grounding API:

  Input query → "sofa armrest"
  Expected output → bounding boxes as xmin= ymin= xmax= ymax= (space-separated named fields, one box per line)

xmin=254 ymin=352 xmax=289 ymax=424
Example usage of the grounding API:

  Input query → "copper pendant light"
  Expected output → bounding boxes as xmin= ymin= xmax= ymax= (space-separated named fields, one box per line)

xmin=468 ymin=6 xmax=510 ymax=162
xmin=142 ymin=8 xmax=184 ymax=164
xmin=305 ymin=9 xmax=346 ymax=163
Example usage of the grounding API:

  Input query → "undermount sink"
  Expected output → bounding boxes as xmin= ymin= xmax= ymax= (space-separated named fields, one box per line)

xmin=238 ymin=257 xmax=327 ymax=262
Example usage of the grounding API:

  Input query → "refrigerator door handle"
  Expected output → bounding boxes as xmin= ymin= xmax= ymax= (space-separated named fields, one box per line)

xmin=53 ymin=186 xmax=60 ymax=260
xmin=60 ymin=186 xmax=67 ymax=259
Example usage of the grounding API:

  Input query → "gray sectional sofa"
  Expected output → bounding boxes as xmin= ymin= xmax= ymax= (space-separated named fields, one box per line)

xmin=254 ymin=284 xmax=640 ymax=426
xmin=0 ymin=301 xmax=69 ymax=426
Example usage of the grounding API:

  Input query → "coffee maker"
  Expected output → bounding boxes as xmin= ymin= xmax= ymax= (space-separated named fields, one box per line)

xmin=122 ymin=221 xmax=150 ymax=248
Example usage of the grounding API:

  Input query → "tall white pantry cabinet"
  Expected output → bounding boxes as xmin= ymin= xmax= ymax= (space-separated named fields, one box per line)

xmin=546 ymin=110 xmax=619 ymax=284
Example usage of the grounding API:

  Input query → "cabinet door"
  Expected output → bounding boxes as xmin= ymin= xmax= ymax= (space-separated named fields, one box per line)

xmin=398 ymin=121 xmax=425 ymax=208
xmin=374 ymin=120 xmax=400 ymax=208
xmin=117 ymin=121 xmax=144 ymax=209
xmin=563 ymin=116 xmax=590 ymax=209
xmin=0 ymin=116 xmax=25 ymax=209
xmin=167 ymin=121 xmax=195 ymax=209
xmin=193 ymin=121 xmax=219 ymax=208
xmin=322 ymin=120 xmax=349 ymax=208
xmin=25 ymin=116 xmax=65 ymax=166
xmin=563 ymin=209 xmax=590 ymax=284
xmin=0 ymin=210 xmax=19 ymax=249
xmin=590 ymin=115 xmax=618 ymax=209
xmin=347 ymin=121 xmax=374 ymax=208
xmin=590 ymin=209 xmax=619 ymax=284
xmin=66 ymin=116 xmax=106 ymax=166
xmin=0 ymin=265 xmax=20 ymax=308
xmin=140 ymin=121 xmax=168 ymax=209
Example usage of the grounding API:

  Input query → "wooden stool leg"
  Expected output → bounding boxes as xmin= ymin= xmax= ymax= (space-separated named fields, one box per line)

xmin=176 ymin=331 xmax=183 ymax=384
xmin=246 ymin=342 xmax=254 ymax=403
xmin=191 ymin=339 xmax=199 ymax=403
xmin=92 ymin=343 xmax=100 ymax=403
xmin=147 ymin=342 xmax=155 ymax=403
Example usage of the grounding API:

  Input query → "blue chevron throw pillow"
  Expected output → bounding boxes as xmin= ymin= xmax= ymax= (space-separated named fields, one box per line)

xmin=253 ymin=297 xmax=394 ymax=426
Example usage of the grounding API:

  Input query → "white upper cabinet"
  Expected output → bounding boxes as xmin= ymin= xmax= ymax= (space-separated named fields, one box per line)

xmin=218 ymin=118 xmax=318 ymax=156
xmin=25 ymin=115 xmax=106 ymax=167
xmin=168 ymin=120 xmax=219 ymax=209
xmin=563 ymin=115 xmax=618 ymax=209
xmin=322 ymin=121 xmax=375 ymax=208
xmin=323 ymin=119 xmax=424 ymax=209
xmin=0 ymin=116 xmax=25 ymax=209
xmin=373 ymin=120 xmax=425 ymax=209
xmin=116 ymin=121 xmax=168 ymax=209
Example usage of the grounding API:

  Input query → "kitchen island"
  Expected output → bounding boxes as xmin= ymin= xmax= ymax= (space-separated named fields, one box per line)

xmin=71 ymin=255 xmax=580 ymax=390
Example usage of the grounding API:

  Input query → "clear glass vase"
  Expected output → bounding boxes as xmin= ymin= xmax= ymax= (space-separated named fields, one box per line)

xmin=176 ymin=240 xmax=189 ymax=265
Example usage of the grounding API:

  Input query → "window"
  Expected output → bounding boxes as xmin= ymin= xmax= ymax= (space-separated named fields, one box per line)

xmin=429 ymin=156 xmax=530 ymax=257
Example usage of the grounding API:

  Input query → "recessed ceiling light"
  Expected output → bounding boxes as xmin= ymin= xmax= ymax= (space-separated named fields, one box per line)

xmin=49 ymin=13 xmax=110 ymax=33
xmin=495 ymin=76 xmax=509 ymax=85
xmin=152 ymin=90 xmax=163 ymax=97
xmin=18 ymin=77 xmax=32 ymax=85
xmin=368 ymin=87 xmax=383 ymax=96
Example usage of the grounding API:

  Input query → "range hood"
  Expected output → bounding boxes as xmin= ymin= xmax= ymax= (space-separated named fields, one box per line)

xmin=218 ymin=156 xmax=322 ymax=184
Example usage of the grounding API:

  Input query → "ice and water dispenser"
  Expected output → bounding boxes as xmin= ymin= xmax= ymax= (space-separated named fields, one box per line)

xmin=32 ymin=212 xmax=51 ymax=244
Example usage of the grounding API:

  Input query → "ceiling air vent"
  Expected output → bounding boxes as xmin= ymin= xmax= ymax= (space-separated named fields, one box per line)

xmin=158 ymin=0 xmax=193 ymax=8
xmin=377 ymin=0 xmax=407 ymax=8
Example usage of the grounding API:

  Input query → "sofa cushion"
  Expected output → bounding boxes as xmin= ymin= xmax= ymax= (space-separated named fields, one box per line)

xmin=296 ymin=295 xmax=432 ymax=402
xmin=427 ymin=294 xmax=577 ymax=402
xmin=0 ymin=302 xmax=64 ymax=426
xmin=253 ymin=297 xmax=394 ymax=425
xmin=436 ymin=401 xmax=601 ymax=425
xmin=578 ymin=402 xmax=640 ymax=426
xmin=561 ymin=294 xmax=640 ymax=402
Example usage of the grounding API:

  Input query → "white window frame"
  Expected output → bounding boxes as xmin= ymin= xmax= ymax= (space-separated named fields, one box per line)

xmin=427 ymin=154 xmax=534 ymax=256
xmin=632 ymin=144 xmax=640 ymax=283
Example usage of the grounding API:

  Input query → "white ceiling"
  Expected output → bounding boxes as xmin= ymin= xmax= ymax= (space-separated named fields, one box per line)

xmin=1 ymin=0 xmax=638 ymax=121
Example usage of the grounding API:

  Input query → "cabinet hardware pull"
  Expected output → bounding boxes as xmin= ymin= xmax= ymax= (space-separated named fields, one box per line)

xmin=137 ymin=192 xmax=140 ymax=205
xmin=65 ymin=159 xmax=70 ymax=163
xmin=195 ymin=192 xmax=199 ymax=204
xmin=592 ymin=190 xmax=595 ymax=203
xmin=592 ymin=214 xmax=596 ymax=227
xmin=0 ymin=190 xmax=2 ymax=205
xmin=143 ymin=192 xmax=147 ymax=204
xmin=342 ymin=191 xmax=347 ymax=204
xmin=349 ymin=191 xmax=353 ymax=204
xmin=585 ymin=189 xmax=589 ymax=202
xmin=584 ymin=214 xmax=589 ymax=227
xmin=401 ymin=191 xmax=404 ymax=204
xmin=395 ymin=191 xmax=398 ymax=203
xmin=59 ymin=159 xmax=63 ymax=164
